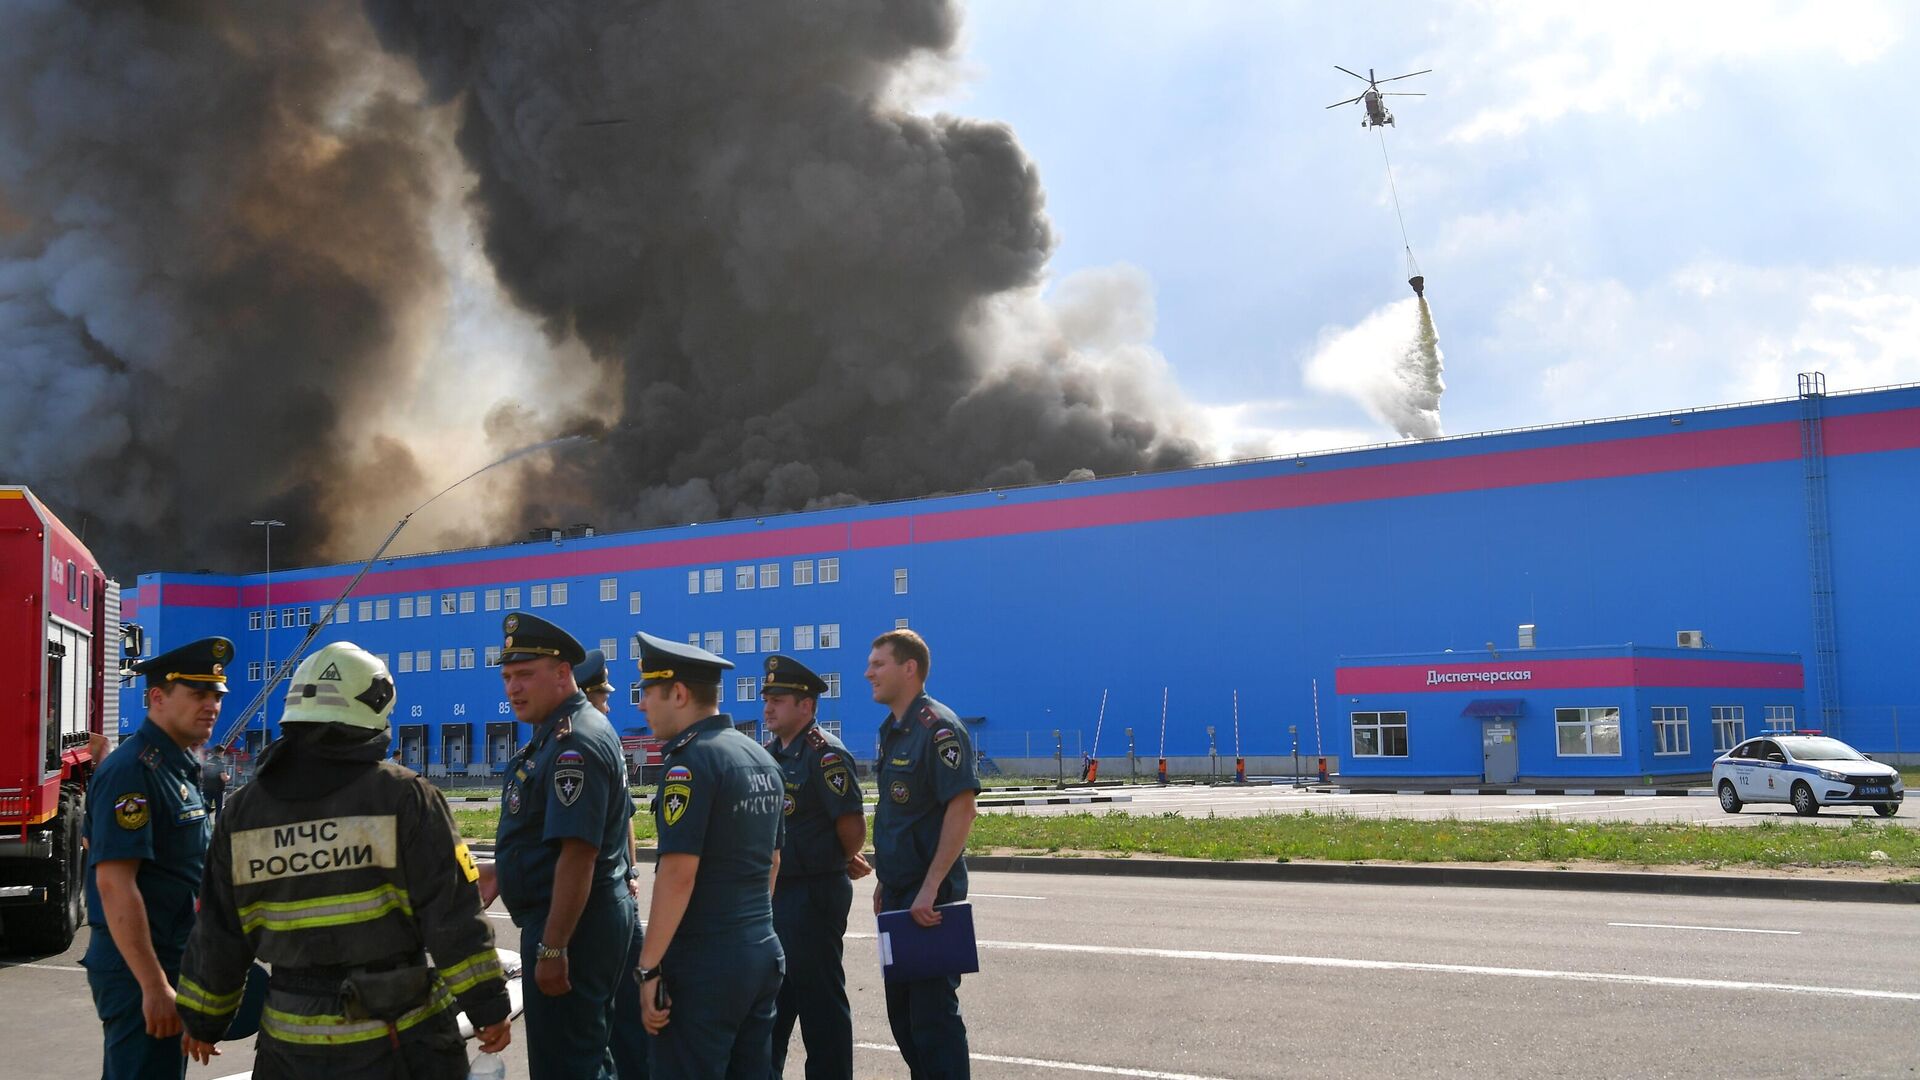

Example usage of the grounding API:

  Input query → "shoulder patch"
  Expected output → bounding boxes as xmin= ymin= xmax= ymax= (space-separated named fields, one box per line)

xmin=554 ymin=766 xmax=586 ymax=807
xmin=939 ymin=741 xmax=963 ymax=770
xmin=933 ymin=726 xmax=957 ymax=743
xmin=825 ymin=766 xmax=851 ymax=797
xmin=139 ymin=746 xmax=162 ymax=769
xmin=664 ymin=765 xmax=692 ymax=782
xmin=114 ymin=793 xmax=149 ymax=830
xmin=818 ymin=751 xmax=842 ymax=768
xmin=805 ymin=726 xmax=830 ymax=750
xmin=555 ymin=749 xmax=584 ymax=764
xmin=555 ymin=715 xmax=573 ymax=740
xmin=917 ymin=706 xmax=937 ymax=728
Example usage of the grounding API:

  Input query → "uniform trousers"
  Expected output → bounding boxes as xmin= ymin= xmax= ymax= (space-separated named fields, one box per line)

xmin=771 ymin=873 xmax=854 ymax=1079
xmin=520 ymin=889 xmax=635 ymax=1080
xmin=87 ymin=965 xmax=186 ymax=1080
xmin=878 ymin=882 xmax=970 ymax=1080
xmin=612 ymin=899 xmax=651 ymax=1080
xmin=649 ymin=932 xmax=783 ymax=1080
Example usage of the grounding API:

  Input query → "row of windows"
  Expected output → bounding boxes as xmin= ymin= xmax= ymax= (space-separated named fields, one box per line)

xmin=687 ymin=559 xmax=844 ymax=594
xmin=624 ymin=672 xmax=846 ymax=707
xmin=1350 ymin=705 xmax=1799 ymax=759
xmin=678 ymin=625 xmax=844 ymax=656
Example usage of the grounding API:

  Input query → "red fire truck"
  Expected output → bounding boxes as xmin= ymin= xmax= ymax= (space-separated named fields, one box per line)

xmin=0 ymin=486 xmax=133 ymax=954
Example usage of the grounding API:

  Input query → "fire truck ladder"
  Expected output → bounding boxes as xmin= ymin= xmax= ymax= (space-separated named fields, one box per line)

xmin=1797 ymin=371 xmax=1842 ymax=733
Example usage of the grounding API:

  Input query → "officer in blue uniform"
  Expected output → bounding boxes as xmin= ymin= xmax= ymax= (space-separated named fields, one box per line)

xmin=762 ymin=654 xmax=868 ymax=1080
xmin=485 ymin=614 xmax=635 ymax=1080
xmin=577 ymin=647 xmax=652 ymax=1080
xmin=632 ymin=632 xmax=786 ymax=1080
xmin=867 ymin=629 xmax=981 ymax=1080
xmin=82 ymin=636 xmax=229 ymax=1080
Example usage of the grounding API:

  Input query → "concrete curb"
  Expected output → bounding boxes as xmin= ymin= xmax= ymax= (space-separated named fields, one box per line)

xmin=1331 ymin=786 xmax=1714 ymax=797
xmin=964 ymin=855 xmax=1920 ymax=905
xmin=978 ymin=795 xmax=1134 ymax=808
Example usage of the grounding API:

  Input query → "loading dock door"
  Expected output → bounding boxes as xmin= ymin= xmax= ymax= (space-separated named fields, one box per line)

xmin=397 ymin=724 xmax=427 ymax=769
xmin=1482 ymin=720 xmax=1518 ymax=784
xmin=486 ymin=722 xmax=517 ymax=774
xmin=442 ymin=724 xmax=471 ymax=775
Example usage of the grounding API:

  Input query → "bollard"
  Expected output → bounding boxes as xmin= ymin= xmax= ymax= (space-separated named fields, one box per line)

xmin=1235 ymin=757 xmax=1246 ymax=784
xmin=1317 ymin=756 xmax=1329 ymax=784
xmin=1156 ymin=758 xmax=1168 ymax=785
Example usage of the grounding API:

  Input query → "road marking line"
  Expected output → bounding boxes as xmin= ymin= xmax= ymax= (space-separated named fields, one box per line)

xmin=857 ymin=1041 xmax=1233 ymax=1079
xmin=843 ymin=936 xmax=1918 ymax=1002
xmin=971 ymin=893 xmax=1047 ymax=901
xmin=1609 ymin=922 xmax=1801 ymax=936
xmin=0 ymin=960 xmax=85 ymax=972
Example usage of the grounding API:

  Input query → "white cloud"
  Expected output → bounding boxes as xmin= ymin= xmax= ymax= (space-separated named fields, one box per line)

xmin=1483 ymin=262 xmax=1920 ymax=420
xmin=1447 ymin=0 xmax=1902 ymax=141
xmin=1303 ymin=297 xmax=1448 ymax=440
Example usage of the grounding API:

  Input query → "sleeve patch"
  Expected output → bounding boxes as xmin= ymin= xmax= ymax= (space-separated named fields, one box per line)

xmin=114 ymin=793 xmax=150 ymax=830
xmin=819 ymin=751 xmax=841 ymax=767
xmin=939 ymin=742 xmax=963 ymax=770
xmin=933 ymin=727 xmax=957 ymax=743
xmin=555 ymin=750 xmax=584 ymax=764
xmin=662 ymin=782 xmax=692 ymax=826
xmin=664 ymin=765 xmax=692 ymax=781
xmin=554 ymin=768 xmax=586 ymax=807
xmin=453 ymin=842 xmax=480 ymax=883
xmin=825 ymin=767 xmax=851 ymax=796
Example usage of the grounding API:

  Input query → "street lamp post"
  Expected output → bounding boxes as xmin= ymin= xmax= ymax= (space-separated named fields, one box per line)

xmin=250 ymin=519 xmax=285 ymax=748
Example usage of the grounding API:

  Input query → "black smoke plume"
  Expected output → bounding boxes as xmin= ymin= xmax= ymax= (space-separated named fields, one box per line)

xmin=366 ymin=0 xmax=1202 ymax=531
xmin=0 ymin=0 xmax=443 ymax=572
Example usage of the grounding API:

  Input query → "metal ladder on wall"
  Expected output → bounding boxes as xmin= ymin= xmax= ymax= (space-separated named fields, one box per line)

xmin=1797 ymin=372 xmax=1842 ymax=733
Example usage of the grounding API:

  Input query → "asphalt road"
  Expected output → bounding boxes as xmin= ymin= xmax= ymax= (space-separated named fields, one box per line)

xmin=7 ymin=868 xmax=1917 ymax=1078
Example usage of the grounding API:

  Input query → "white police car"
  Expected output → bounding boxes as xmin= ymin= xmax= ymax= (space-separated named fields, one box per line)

xmin=1712 ymin=735 xmax=1903 ymax=817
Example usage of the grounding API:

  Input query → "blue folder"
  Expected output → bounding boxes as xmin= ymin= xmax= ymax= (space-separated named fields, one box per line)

xmin=877 ymin=902 xmax=980 ymax=983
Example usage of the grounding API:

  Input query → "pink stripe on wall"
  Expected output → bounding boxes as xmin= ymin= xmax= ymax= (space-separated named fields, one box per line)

xmin=1336 ymin=657 xmax=1804 ymax=695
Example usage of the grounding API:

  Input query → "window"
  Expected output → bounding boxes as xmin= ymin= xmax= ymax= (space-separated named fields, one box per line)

xmin=397 ymin=652 xmax=414 ymax=674
xmin=440 ymin=649 xmax=456 ymax=671
xmin=894 ymin=568 xmax=909 ymax=594
xmin=600 ymin=578 xmax=618 ymax=602
xmin=334 ymin=603 xmax=349 ymax=625
xmin=687 ymin=633 xmax=701 ymax=646
xmin=629 ymin=591 xmax=643 ymax=615
xmin=628 ymin=637 xmax=641 ymax=660
xmin=357 ymin=600 xmax=373 ymax=622
xmin=460 ymin=592 xmax=475 ymax=613
xmin=819 ymin=558 xmax=840 ymax=583
xmin=415 ymin=650 xmax=431 ymax=672
xmin=296 ymin=608 xmax=311 ymax=627
xmin=895 ymin=618 xmax=910 ymax=629
xmin=759 ymin=563 xmax=779 ymax=588
xmin=760 ymin=627 xmax=780 ymax=652
xmin=375 ymin=654 xmax=389 ymax=668
xmin=735 ymin=565 xmax=755 ymax=590
xmin=1350 ymin=712 xmax=1409 ymax=757
xmin=599 ymin=637 xmax=618 ymax=658
xmin=399 ymin=596 xmax=414 ymax=619
xmin=1713 ymin=706 xmax=1746 ymax=751
xmin=248 ymin=661 xmax=263 ymax=681
xmin=737 ymin=676 xmax=757 ymax=703
xmin=530 ymin=584 xmax=548 ymax=608
xmin=704 ymin=631 xmax=724 ymax=654
xmin=704 ymin=568 xmax=723 ymax=593
xmin=687 ymin=571 xmax=700 ymax=595
xmin=630 ymin=683 xmax=643 ymax=706
xmin=416 ymin=595 xmax=430 ymax=617
xmin=503 ymin=587 xmax=520 ymax=608
xmin=485 ymin=589 xmax=501 ymax=611
xmin=459 ymin=648 xmax=475 ymax=670
xmin=823 ymin=673 xmax=841 ymax=699
xmin=281 ymin=607 xmax=295 ymax=626
xmin=818 ymin=624 xmax=840 ymax=649
xmin=1652 ymin=706 xmax=1690 ymax=756
xmin=716 ymin=679 xmax=725 ymax=704
xmin=793 ymin=560 xmax=815 ymax=586
xmin=249 ymin=611 xmax=263 ymax=631
xmin=264 ymin=609 xmax=278 ymax=630
xmin=66 ymin=561 xmax=77 ymax=603
xmin=1555 ymin=707 xmax=1622 ymax=756
xmin=442 ymin=593 xmax=458 ymax=615
xmin=794 ymin=625 xmax=815 ymax=651
xmin=551 ymin=582 xmax=568 ymax=605
xmin=485 ymin=646 xmax=501 ymax=668
xmin=375 ymin=599 xmax=391 ymax=621
xmin=736 ymin=629 xmax=756 ymax=654
xmin=1764 ymin=705 xmax=1795 ymax=734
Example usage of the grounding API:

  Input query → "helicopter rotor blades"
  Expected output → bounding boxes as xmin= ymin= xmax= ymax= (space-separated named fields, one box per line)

xmin=1374 ymin=69 xmax=1433 ymax=85
xmin=1334 ymin=65 xmax=1371 ymax=83
xmin=1326 ymin=94 xmax=1366 ymax=109
xmin=1381 ymin=92 xmax=1426 ymax=97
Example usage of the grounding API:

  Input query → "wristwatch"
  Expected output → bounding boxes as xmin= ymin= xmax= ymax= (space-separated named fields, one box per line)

xmin=637 ymin=963 xmax=663 ymax=982
xmin=537 ymin=945 xmax=568 ymax=960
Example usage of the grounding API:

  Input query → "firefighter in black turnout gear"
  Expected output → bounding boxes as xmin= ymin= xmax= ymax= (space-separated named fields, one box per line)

xmin=176 ymin=642 xmax=511 ymax=1078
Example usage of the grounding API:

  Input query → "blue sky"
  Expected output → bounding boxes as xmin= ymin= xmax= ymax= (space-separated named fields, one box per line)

xmin=922 ymin=1 xmax=1919 ymax=452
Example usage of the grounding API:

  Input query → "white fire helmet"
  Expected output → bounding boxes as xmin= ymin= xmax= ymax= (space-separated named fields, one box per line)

xmin=280 ymin=642 xmax=397 ymax=731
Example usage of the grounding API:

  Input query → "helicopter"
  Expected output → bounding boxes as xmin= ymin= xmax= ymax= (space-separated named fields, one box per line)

xmin=1326 ymin=66 xmax=1430 ymax=128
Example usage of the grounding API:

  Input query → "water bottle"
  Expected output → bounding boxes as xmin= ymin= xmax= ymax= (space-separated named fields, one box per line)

xmin=469 ymin=1050 xmax=507 ymax=1080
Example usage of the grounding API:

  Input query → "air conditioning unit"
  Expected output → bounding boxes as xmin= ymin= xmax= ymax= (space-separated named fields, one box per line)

xmin=1517 ymin=624 xmax=1536 ymax=649
xmin=1676 ymin=630 xmax=1705 ymax=649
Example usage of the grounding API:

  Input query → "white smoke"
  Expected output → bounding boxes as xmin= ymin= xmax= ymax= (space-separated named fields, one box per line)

xmin=1304 ymin=296 xmax=1447 ymax=440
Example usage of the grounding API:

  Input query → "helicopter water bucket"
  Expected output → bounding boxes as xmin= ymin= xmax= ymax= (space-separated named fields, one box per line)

xmin=1408 ymin=274 xmax=1425 ymax=298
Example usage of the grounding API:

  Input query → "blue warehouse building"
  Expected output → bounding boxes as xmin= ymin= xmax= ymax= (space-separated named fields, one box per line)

xmin=118 ymin=378 xmax=1920 ymax=783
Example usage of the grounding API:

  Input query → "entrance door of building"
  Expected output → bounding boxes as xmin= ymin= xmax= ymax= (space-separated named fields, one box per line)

xmin=1482 ymin=719 xmax=1518 ymax=784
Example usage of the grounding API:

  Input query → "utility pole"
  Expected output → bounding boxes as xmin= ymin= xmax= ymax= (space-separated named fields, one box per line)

xmin=249 ymin=519 xmax=285 ymax=751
